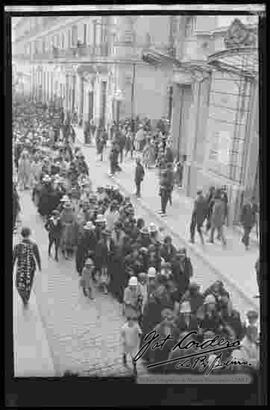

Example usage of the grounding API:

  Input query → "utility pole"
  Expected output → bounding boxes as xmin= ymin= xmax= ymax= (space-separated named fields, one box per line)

xmin=131 ymin=62 xmax=136 ymax=132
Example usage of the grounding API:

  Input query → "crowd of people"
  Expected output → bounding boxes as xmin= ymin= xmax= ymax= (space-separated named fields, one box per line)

xmin=12 ymin=99 xmax=260 ymax=377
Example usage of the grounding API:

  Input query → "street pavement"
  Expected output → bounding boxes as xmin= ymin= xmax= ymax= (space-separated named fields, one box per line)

xmin=75 ymin=126 xmax=259 ymax=315
xmin=13 ymin=128 xmax=259 ymax=379
xmin=14 ymin=191 xmax=146 ymax=378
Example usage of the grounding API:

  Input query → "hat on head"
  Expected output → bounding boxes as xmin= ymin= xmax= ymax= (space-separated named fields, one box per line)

xmin=43 ymin=174 xmax=51 ymax=182
xmin=147 ymin=267 xmax=156 ymax=278
xmin=204 ymin=294 xmax=216 ymax=304
xmin=189 ymin=282 xmax=200 ymax=290
xmin=83 ymin=221 xmax=95 ymax=230
xmin=247 ymin=310 xmax=258 ymax=320
xmin=128 ymin=276 xmax=138 ymax=286
xmin=140 ymin=226 xmax=149 ymax=235
xmin=95 ymin=214 xmax=106 ymax=224
xmin=149 ymin=223 xmax=158 ymax=233
xmin=178 ymin=248 xmax=187 ymax=255
xmin=161 ymin=308 xmax=175 ymax=320
xmin=139 ymin=247 xmax=148 ymax=254
xmin=138 ymin=272 xmax=147 ymax=280
xmin=51 ymin=210 xmax=60 ymax=217
xmin=180 ymin=301 xmax=191 ymax=313
xmin=85 ymin=258 xmax=94 ymax=266
xmin=60 ymin=195 xmax=70 ymax=202
xmin=63 ymin=201 xmax=72 ymax=209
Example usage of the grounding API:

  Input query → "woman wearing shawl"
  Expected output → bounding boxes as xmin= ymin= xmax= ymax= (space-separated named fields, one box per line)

xmin=60 ymin=200 xmax=77 ymax=259
xmin=13 ymin=227 xmax=41 ymax=308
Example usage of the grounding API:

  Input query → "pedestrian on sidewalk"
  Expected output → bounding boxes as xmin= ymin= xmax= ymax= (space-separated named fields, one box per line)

xmin=134 ymin=158 xmax=145 ymax=198
xmin=174 ymin=160 xmax=183 ymax=188
xmin=45 ymin=210 xmax=62 ymax=261
xmin=166 ymin=163 xmax=175 ymax=206
xmin=205 ymin=186 xmax=216 ymax=233
xmin=121 ymin=317 xmax=142 ymax=376
xmin=240 ymin=196 xmax=258 ymax=250
xmin=13 ymin=227 xmax=42 ymax=309
xmin=80 ymin=258 xmax=95 ymax=299
xmin=189 ymin=189 xmax=208 ymax=245
xmin=13 ymin=183 xmax=21 ymax=232
xmin=125 ymin=127 xmax=134 ymax=159
xmin=83 ymin=120 xmax=90 ymax=145
xmin=208 ymin=189 xmax=227 ymax=247
xmin=109 ymin=141 xmax=118 ymax=176
xmin=158 ymin=169 xmax=171 ymax=217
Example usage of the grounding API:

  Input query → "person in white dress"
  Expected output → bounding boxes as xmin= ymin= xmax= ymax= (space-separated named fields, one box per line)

xmin=121 ymin=317 xmax=142 ymax=376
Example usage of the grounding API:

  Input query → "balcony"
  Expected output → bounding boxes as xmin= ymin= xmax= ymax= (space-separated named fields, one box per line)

xmin=32 ymin=44 xmax=110 ymax=62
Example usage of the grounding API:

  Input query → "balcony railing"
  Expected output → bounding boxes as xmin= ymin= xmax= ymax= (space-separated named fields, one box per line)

xmin=32 ymin=44 xmax=110 ymax=61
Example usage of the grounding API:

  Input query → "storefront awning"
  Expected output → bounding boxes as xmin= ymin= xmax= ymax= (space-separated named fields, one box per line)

xmin=207 ymin=47 xmax=258 ymax=79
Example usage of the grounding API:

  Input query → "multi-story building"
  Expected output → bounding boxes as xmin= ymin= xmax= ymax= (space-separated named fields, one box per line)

xmin=12 ymin=15 xmax=174 ymax=128
xmin=143 ymin=15 xmax=259 ymax=225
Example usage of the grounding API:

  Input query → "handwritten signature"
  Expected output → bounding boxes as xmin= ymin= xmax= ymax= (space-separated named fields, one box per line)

xmin=133 ymin=331 xmax=252 ymax=375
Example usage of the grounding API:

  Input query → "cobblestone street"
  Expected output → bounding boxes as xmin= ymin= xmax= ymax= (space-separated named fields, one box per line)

xmin=13 ymin=131 xmax=259 ymax=378
xmin=14 ymin=191 xmax=146 ymax=377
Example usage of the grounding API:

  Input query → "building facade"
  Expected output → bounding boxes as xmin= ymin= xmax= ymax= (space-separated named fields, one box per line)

xmin=12 ymin=15 xmax=173 ymax=128
xmin=170 ymin=16 xmax=259 ymax=225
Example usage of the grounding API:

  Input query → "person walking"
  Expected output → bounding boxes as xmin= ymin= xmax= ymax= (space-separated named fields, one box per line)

xmin=44 ymin=209 xmax=62 ymax=261
xmin=121 ymin=317 xmax=142 ymax=376
xmin=190 ymin=189 xmax=208 ymax=245
xmin=240 ymin=196 xmax=258 ymax=250
xmin=80 ymin=258 xmax=95 ymax=300
xmin=13 ymin=227 xmax=41 ymax=308
xmin=208 ymin=189 xmax=227 ymax=247
xmin=134 ymin=158 xmax=145 ymax=198
xmin=158 ymin=169 xmax=171 ymax=217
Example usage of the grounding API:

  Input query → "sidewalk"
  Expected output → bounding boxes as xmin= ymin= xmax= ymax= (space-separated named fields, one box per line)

xmin=13 ymin=231 xmax=56 ymax=377
xmin=75 ymin=128 xmax=259 ymax=309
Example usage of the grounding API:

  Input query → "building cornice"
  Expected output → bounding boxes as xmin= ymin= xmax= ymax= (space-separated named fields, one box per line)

xmin=13 ymin=16 xmax=87 ymax=45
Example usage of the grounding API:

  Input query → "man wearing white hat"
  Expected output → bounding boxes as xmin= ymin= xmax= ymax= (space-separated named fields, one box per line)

xmin=123 ymin=276 xmax=143 ymax=320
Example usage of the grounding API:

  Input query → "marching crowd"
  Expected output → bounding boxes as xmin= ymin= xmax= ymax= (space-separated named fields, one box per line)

xmin=12 ymin=99 xmax=260 ymax=377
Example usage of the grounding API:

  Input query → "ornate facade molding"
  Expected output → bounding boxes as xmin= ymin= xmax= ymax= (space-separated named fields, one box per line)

xmin=224 ymin=18 xmax=257 ymax=48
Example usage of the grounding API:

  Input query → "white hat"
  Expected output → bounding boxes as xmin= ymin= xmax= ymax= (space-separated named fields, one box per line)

xmin=147 ymin=267 xmax=156 ymax=278
xmin=95 ymin=214 xmax=106 ymax=223
xmin=180 ymin=301 xmax=191 ymax=313
xmin=204 ymin=294 xmax=216 ymax=304
xmin=85 ymin=258 xmax=94 ymax=266
xmin=149 ymin=223 xmax=158 ymax=233
xmin=60 ymin=195 xmax=69 ymax=202
xmin=128 ymin=276 xmax=138 ymax=286
xmin=83 ymin=221 xmax=95 ymax=230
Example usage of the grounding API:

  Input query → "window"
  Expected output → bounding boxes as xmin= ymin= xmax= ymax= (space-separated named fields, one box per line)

xmin=61 ymin=33 xmax=65 ymax=48
xmin=71 ymin=25 xmax=77 ymax=46
xmin=185 ymin=16 xmax=196 ymax=37
xmin=68 ymin=30 xmax=71 ymax=47
xmin=93 ymin=20 xmax=97 ymax=47
xmin=83 ymin=24 xmax=87 ymax=44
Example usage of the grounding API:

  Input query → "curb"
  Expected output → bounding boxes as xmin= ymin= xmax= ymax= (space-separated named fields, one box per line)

xmin=111 ymin=176 xmax=258 ymax=310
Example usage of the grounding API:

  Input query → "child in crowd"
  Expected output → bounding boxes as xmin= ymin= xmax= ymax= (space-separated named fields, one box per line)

xmin=80 ymin=258 xmax=95 ymax=299
xmin=121 ymin=317 xmax=142 ymax=376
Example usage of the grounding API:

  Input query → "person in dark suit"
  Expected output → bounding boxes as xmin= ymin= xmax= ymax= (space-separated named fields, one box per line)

xmin=190 ymin=189 xmax=208 ymax=245
xmin=160 ymin=235 xmax=176 ymax=262
xmin=95 ymin=230 xmax=115 ymax=294
xmin=134 ymin=157 xmax=145 ymax=198
xmin=240 ymin=196 xmax=258 ymax=250
xmin=45 ymin=210 xmax=62 ymax=261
